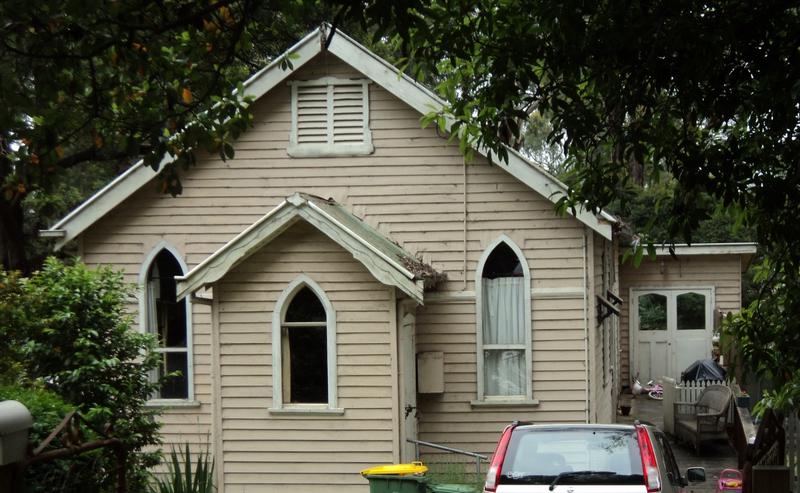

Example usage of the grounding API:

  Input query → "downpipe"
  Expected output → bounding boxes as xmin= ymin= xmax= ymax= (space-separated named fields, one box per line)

xmin=583 ymin=232 xmax=590 ymax=423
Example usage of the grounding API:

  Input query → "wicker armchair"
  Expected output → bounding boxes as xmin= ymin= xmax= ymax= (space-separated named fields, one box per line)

xmin=673 ymin=384 xmax=733 ymax=455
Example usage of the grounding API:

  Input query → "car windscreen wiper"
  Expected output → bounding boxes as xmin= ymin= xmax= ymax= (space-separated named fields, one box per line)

xmin=549 ymin=470 xmax=616 ymax=491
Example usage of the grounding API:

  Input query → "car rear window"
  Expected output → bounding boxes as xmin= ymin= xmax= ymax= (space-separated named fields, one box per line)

xmin=500 ymin=427 xmax=645 ymax=486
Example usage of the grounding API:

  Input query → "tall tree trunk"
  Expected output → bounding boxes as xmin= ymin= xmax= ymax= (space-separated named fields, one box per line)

xmin=629 ymin=153 xmax=644 ymax=187
xmin=0 ymin=148 xmax=29 ymax=274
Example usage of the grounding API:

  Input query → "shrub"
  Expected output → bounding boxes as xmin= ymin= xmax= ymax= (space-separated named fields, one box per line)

xmin=0 ymin=258 xmax=165 ymax=492
xmin=0 ymin=383 xmax=103 ymax=493
xmin=149 ymin=443 xmax=215 ymax=493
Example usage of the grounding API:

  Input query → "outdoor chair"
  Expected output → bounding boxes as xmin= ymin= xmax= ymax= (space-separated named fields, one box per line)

xmin=673 ymin=384 xmax=733 ymax=455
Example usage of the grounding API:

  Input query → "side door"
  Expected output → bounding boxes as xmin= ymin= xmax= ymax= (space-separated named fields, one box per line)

xmin=631 ymin=288 xmax=714 ymax=382
xmin=398 ymin=311 xmax=418 ymax=462
xmin=632 ymin=291 xmax=672 ymax=383
xmin=671 ymin=290 xmax=713 ymax=379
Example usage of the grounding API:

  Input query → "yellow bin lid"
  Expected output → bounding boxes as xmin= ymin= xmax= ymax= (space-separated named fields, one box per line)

xmin=361 ymin=461 xmax=428 ymax=476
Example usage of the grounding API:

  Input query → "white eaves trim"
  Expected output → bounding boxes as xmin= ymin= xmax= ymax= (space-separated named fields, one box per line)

xmin=47 ymin=154 xmax=176 ymax=251
xmin=652 ymin=243 xmax=758 ymax=256
xmin=44 ymin=24 xmax=613 ymax=247
xmin=304 ymin=200 xmax=414 ymax=281
xmin=649 ymin=243 xmax=758 ymax=272
xmin=175 ymin=193 xmax=425 ymax=303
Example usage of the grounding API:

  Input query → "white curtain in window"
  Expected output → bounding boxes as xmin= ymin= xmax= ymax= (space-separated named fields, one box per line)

xmin=483 ymin=277 xmax=526 ymax=396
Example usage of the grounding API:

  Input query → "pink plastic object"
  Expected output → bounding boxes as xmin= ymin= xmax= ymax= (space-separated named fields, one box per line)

xmin=715 ymin=469 xmax=743 ymax=493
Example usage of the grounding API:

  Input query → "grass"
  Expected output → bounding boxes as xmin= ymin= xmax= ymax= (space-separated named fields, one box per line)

xmin=423 ymin=455 xmax=485 ymax=491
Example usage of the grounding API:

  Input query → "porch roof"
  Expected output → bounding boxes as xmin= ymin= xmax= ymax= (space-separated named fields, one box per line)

xmin=175 ymin=192 xmax=441 ymax=304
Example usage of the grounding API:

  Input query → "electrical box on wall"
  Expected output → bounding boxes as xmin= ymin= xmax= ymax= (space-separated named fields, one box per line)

xmin=417 ymin=351 xmax=444 ymax=394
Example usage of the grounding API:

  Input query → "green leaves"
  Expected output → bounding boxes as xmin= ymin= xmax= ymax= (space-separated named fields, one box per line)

xmin=0 ymin=0 xmax=269 ymax=271
xmin=345 ymin=0 xmax=800 ymax=413
xmin=150 ymin=442 xmax=216 ymax=493
xmin=0 ymin=258 xmax=164 ymax=491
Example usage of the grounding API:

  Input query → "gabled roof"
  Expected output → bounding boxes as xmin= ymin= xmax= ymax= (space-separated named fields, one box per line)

xmin=176 ymin=192 xmax=439 ymax=304
xmin=45 ymin=24 xmax=613 ymax=250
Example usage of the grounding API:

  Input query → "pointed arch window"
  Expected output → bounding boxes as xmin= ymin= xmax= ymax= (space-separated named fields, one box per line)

xmin=271 ymin=276 xmax=340 ymax=413
xmin=476 ymin=237 xmax=533 ymax=402
xmin=144 ymin=248 xmax=192 ymax=401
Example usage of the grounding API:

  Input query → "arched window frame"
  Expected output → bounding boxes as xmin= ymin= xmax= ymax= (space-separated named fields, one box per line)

xmin=271 ymin=275 xmax=341 ymax=413
xmin=475 ymin=235 xmax=533 ymax=402
xmin=138 ymin=241 xmax=195 ymax=404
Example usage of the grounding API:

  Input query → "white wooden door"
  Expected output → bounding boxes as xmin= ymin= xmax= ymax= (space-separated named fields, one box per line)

xmin=672 ymin=289 xmax=714 ymax=377
xmin=631 ymin=288 xmax=714 ymax=383
xmin=398 ymin=311 xmax=418 ymax=462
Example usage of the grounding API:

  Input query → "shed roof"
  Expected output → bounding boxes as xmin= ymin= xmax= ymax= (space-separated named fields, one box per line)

xmin=647 ymin=243 xmax=758 ymax=272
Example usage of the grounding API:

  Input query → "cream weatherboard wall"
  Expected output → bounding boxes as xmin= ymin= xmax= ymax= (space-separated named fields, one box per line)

xmin=214 ymin=222 xmax=397 ymax=492
xmin=61 ymin=32 xmax=620 ymax=493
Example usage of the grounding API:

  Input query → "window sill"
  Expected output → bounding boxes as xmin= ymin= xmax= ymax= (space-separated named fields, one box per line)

xmin=146 ymin=399 xmax=201 ymax=409
xmin=287 ymin=144 xmax=374 ymax=158
xmin=470 ymin=399 xmax=540 ymax=408
xmin=268 ymin=407 xmax=345 ymax=416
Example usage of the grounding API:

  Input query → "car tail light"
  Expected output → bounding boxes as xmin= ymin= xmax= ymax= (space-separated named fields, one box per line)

xmin=636 ymin=425 xmax=662 ymax=492
xmin=484 ymin=423 xmax=515 ymax=492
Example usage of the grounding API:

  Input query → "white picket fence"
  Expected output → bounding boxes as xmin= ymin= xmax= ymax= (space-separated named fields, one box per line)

xmin=662 ymin=378 xmax=729 ymax=435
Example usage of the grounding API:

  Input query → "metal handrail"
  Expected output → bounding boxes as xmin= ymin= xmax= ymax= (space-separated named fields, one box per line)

xmin=406 ymin=438 xmax=488 ymax=485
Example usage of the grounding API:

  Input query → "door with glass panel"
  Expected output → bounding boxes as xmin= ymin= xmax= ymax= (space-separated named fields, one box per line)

xmin=631 ymin=288 xmax=714 ymax=383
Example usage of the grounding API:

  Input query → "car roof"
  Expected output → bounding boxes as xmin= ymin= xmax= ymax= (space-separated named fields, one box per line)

xmin=513 ymin=423 xmax=641 ymax=432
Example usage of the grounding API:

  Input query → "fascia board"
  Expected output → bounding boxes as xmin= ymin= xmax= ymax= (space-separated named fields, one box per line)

xmin=47 ymin=156 xmax=172 ymax=250
xmin=653 ymin=243 xmax=758 ymax=256
xmin=300 ymin=205 xmax=424 ymax=303
xmin=49 ymin=26 xmax=612 ymax=253
xmin=306 ymin=201 xmax=414 ymax=280
xmin=501 ymin=148 xmax=614 ymax=240
xmin=45 ymin=31 xmax=325 ymax=251
xmin=239 ymin=28 xmax=323 ymax=100
xmin=328 ymin=32 xmax=448 ymax=119
xmin=176 ymin=201 xmax=298 ymax=300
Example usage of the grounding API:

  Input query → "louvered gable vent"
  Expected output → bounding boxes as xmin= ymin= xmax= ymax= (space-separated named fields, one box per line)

xmin=288 ymin=78 xmax=373 ymax=157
